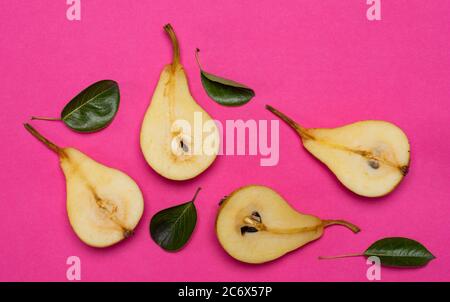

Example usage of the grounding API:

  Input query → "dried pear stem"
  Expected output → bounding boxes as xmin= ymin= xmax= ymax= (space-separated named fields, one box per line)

xmin=322 ymin=220 xmax=361 ymax=233
xmin=164 ymin=24 xmax=180 ymax=67
xmin=24 ymin=123 xmax=63 ymax=155
xmin=265 ymin=105 xmax=314 ymax=140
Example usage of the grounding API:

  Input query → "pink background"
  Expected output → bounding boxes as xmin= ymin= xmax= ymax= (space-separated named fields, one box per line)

xmin=1 ymin=0 xmax=450 ymax=282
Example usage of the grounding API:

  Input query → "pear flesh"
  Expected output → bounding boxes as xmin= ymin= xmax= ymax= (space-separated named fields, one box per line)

xmin=25 ymin=124 xmax=144 ymax=248
xmin=216 ymin=185 xmax=359 ymax=264
xmin=140 ymin=24 xmax=219 ymax=180
xmin=267 ymin=105 xmax=410 ymax=197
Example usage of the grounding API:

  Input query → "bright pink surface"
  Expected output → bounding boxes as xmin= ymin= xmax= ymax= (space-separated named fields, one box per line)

xmin=1 ymin=1 xmax=450 ymax=282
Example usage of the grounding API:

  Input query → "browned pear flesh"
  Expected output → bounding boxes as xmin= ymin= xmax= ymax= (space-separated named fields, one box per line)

xmin=24 ymin=124 xmax=144 ymax=247
xmin=266 ymin=105 xmax=410 ymax=197
xmin=216 ymin=185 xmax=360 ymax=264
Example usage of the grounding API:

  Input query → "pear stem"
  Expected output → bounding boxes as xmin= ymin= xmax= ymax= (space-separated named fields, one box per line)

xmin=164 ymin=24 xmax=180 ymax=67
xmin=191 ymin=187 xmax=202 ymax=203
xmin=318 ymin=253 xmax=363 ymax=260
xmin=24 ymin=123 xmax=63 ymax=155
xmin=31 ymin=116 xmax=62 ymax=121
xmin=265 ymin=105 xmax=314 ymax=140
xmin=322 ymin=220 xmax=361 ymax=233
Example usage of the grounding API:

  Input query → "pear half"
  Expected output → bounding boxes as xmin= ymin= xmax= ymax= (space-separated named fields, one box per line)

xmin=24 ymin=124 xmax=144 ymax=247
xmin=216 ymin=185 xmax=360 ymax=264
xmin=267 ymin=105 xmax=410 ymax=197
xmin=140 ymin=24 xmax=220 ymax=180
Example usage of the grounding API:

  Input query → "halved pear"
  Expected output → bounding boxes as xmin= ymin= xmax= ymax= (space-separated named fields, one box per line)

xmin=24 ymin=124 xmax=144 ymax=247
xmin=267 ymin=105 xmax=410 ymax=197
xmin=216 ymin=185 xmax=360 ymax=264
xmin=140 ymin=24 xmax=220 ymax=180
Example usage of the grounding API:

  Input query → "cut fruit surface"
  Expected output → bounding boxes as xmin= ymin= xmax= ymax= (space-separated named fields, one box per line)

xmin=216 ymin=185 xmax=359 ymax=264
xmin=24 ymin=124 xmax=144 ymax=248
xmin=267 ymin=105 xmax=410 ymax=197
xmin=140 ymin=24 xmax=219 ymax=180
xmin=62 ymin=148 xmax=144 ymax=247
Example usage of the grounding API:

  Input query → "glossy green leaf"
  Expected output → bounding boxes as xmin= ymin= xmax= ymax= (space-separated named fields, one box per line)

xmin=61 ymin=80 xmax=120 ymax=132
xmin=196 ymin=49 xmax=254 ymax=106
xmin=150 ymin=188 xmax=201 ymax=251
xmin=364 ymin=237 xmax=435 ymax=267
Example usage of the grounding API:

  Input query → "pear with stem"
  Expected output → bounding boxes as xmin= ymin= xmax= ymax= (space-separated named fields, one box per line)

xmin=216 ymin=185 xmax=360 ymax=264
xmin=24 ymin=123 xmax=144 ymax=247
xmin=266 ymin=105 xmax=410 ymax=198
xmin=140 ymin=24 xmax=220 ymax=180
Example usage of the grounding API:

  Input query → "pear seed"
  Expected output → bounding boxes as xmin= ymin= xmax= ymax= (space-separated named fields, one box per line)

xmin=180 ymin=139 xmax=189 ymax=153
xmin=251 ymin=211 xmax=262 ymax=223
xmin=368 ymin=159 xmax=380 ymax=169
xmin=240 ymin=226 xmax=258 ymax=236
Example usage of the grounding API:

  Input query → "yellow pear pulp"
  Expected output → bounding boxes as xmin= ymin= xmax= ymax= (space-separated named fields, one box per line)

xmin=25 ymin=124 xmax=144 ymax=248
xmin=267 ymin=105 xmax=410 ymax=197
xmin=216 ymin=185 xmax=359 ymax=264
xmin=140 ymin=24 xmax=219 ymax=180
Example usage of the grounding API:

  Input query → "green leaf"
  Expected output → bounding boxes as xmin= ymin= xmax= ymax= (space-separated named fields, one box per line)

xmin=364 ymin=237 xmax=435 ymax=267
xmin=150 ymin=188 xmax=201 ymax=251
xmin=196 ymin=49 xmax=255 ymax=106
xmin=61 ymin=80 xmax=120 ymax=132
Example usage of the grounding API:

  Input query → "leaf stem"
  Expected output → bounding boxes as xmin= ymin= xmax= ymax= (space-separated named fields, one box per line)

xmin=164 ymin=24 xmax=180 ymax=67
xmin=195 ymin=48 xmax=203 ymax=70
xmin=318 ymin=253 xmax=364 ymax=260
xmin=31 ymin=116 xmax=62 ymax=121
xmin=322 ymin=220 xmax=361 ymax=233
xmin=23 ymin=123 xmax=63 ymax=155
xmin=191 ymin=187 xmax=202 ymax=203
xmin=265 ymin=105 xmax=314 ymax=140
